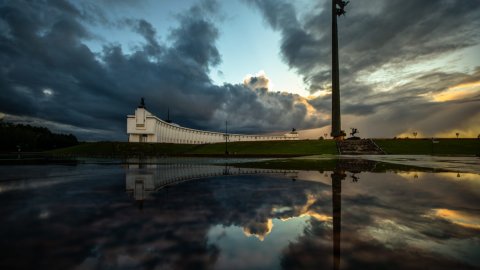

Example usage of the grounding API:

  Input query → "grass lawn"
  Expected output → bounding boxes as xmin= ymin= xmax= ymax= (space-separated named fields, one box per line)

xmin=49 ymin=140 xmax=338 ymax=156
xmin=49 ymin=141 xmax=194 ymax=156
xmin=374 ymin=139 xmax=480 ymax=155
xmin=47 ymin=139 xmax=479 ymax=157
xmin=188 ymin=140 xmax=337 ymax=155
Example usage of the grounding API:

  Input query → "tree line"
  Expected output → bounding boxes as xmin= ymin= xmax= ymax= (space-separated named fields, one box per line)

xmin=0 ymin=122 xmax=78 ymax=152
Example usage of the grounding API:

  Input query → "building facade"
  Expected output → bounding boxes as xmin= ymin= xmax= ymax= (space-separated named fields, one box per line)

xmin=127 ymin=106 xmax=299 ymax=144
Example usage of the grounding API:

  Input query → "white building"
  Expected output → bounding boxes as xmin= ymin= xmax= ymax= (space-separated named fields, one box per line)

xmin=126 ymin=102 xmax=298 ymax=144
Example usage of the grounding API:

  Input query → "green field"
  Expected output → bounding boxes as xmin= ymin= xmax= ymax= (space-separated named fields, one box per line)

xmin=49 ymin=140 xmax=338 ymax=156
xmin=374 ymin=139 xmax=480 ymax=155
xmin=47 ymin=139 xmax=479 ymax=157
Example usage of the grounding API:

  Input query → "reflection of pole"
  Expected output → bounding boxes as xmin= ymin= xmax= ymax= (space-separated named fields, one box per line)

xmin=223 ymin=163 xmax=230 ymax=175
xmin=331 ymin=170 xmax=345 ymax=270
xmin=331 ymin=0 xmax=341 ymax=139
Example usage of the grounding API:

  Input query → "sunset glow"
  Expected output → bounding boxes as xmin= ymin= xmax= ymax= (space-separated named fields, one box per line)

xmin=428 ymin=209 xmax=480 ymax=230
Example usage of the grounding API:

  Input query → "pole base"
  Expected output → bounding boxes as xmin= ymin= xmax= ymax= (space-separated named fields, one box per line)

xmin=331 ymin=130 xmax=346 ymax=141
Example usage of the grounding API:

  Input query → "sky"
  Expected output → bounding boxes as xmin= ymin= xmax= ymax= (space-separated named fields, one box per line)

xmin=0 ymin=0 xmax=479 ymax=140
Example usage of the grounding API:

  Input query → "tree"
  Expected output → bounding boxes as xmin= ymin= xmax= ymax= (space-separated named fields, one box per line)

xmin=413 ymin=132 xmax=418 ymax=138
xmin=0 ymin=122 xmax=78 ymax=151
xmin=456 ymin=132 xmax=460 ymax=139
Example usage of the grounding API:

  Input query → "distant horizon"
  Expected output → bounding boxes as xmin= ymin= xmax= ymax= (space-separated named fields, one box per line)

xmin=0 ymin=0 xmax=479 ymax=140
xmin=2 ymin=106 xmax=479 ymax=141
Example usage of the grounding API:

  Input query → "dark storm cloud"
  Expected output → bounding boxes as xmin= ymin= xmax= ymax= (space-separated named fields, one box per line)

xmin=127 ymin=19 xmax=162 ymax=56
xmin=247 ymin=0 xmax=480 ymax=136
xmin=0 ymin=0 xmax=324 ymax=140
xmin=248 ymin=0 xmax=480 ymax=92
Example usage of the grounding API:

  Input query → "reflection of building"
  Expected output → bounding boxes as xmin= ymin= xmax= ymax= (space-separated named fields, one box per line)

xmin=126 ymin=100 xmax=299 ymax=143
xmin=126 ymin=163 xmax=298 ymax=201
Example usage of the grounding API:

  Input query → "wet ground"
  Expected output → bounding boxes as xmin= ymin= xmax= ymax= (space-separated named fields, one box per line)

xmin=300 ymin=155 xmax=480 ymax=173
xmin=0 ymin=157 xmax=479 ymax=269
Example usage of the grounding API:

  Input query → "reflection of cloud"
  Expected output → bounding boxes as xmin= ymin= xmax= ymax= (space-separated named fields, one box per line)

xmin=297 ymin=194 xmax=332 ymax=222
xmin=294 ymin=171 xmax=332 ymax=185
xmin=358 ymin=217 xmax=480 ymax=267
xmin=282 ymin=170 xmax=480 ymax=269
xmin=5 ymin=163 xmax=480 ymax=269
xmin=242 ymin=192 xmax=332 ymax=240
xmin=278 ymin=193 xmax=332 ymax=222
xmin=361 ymin=219 xmax=423 ymax=249
xmin=243 ymin=219 xmax=273 ymax=241
xmin=427 ymin=209 xmax=480 ymax=230
xmin=208 ymin=216 xmax=310 ymax=270
xmin=303 ymin=212 xmax=332 ymax=222
xmin=436 ymin=172 xmax=480 ymax=183
xmin=395 ymin=171 xmax=426 ymax=181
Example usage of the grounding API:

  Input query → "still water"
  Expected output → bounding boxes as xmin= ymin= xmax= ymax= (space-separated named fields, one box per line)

xmin=0 ymin=159 xmax=479 ymax=269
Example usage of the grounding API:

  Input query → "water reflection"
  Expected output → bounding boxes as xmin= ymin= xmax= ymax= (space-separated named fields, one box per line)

xmin=125 ymin=162 xmax=298 ymax=202
xmin=121 ymin=159 xmax=480 ymax=269
xmin=121 ymin=160 xmax=478 ymax=269
xmin=331 ymin=169 xmax=344 ymax=270
xmin=0 ymin=159 xmax=479 ymax=269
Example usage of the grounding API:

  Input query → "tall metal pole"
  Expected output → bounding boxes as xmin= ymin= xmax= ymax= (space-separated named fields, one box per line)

xmin=331 ymin=0 xmax=347 ymax=140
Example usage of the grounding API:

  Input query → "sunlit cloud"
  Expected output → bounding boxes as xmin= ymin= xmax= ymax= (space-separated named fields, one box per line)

xmin=432 ymin=81 xmax=480 ymax=102
xmin=295 ymin=96 xmax=319 ymax=117
xmin=243 ymin=70 xmax=272 ymax=91
xmin=434 ymin=112 xmax=480 ymax=138
xmin=395 ymin=110 xmax=480 ymax=139
xmin=395 ymin=130 xmax=427 ymax=139
xmin=297 ymin=127 xmax=331 ymax=140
